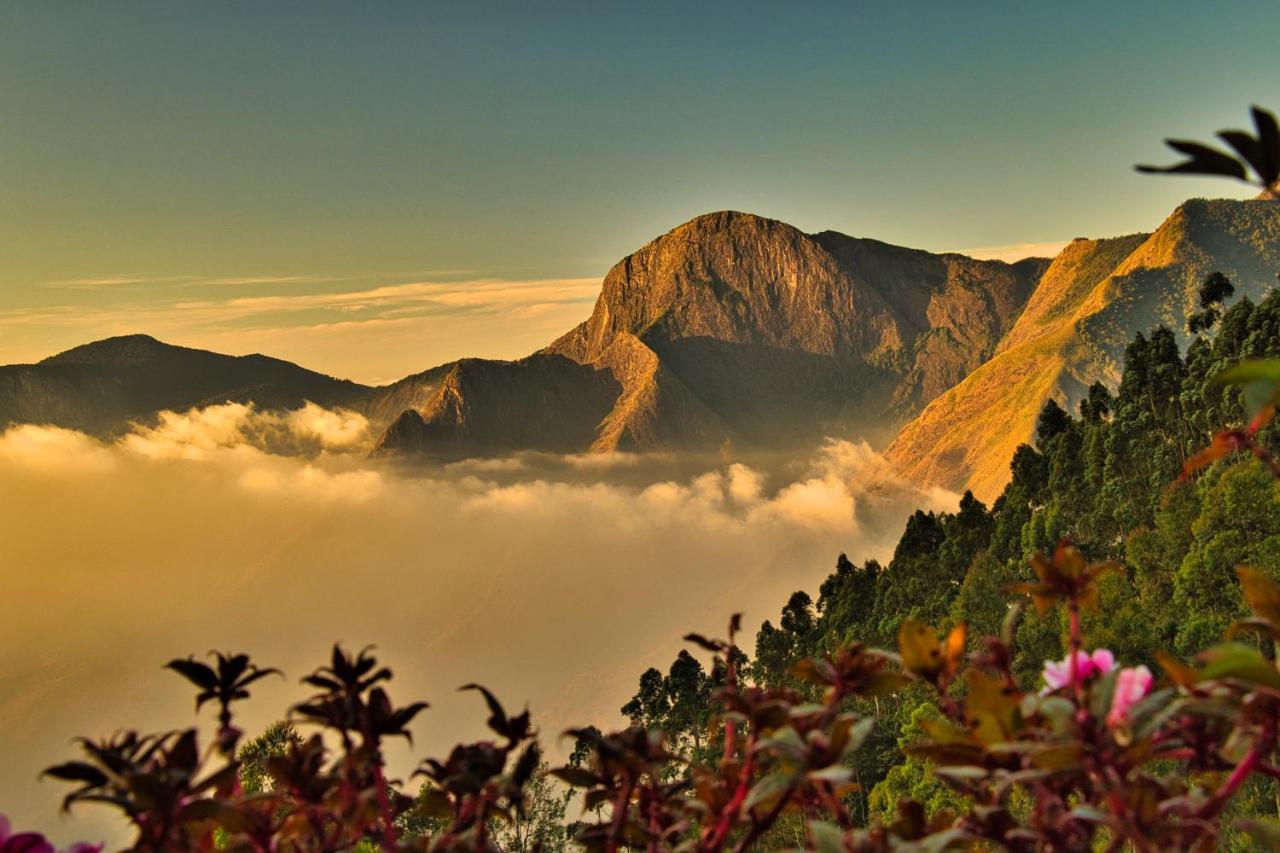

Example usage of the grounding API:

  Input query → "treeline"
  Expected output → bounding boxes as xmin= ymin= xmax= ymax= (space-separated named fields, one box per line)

xmin=622 ymin=279 xmax=1280 ymax=828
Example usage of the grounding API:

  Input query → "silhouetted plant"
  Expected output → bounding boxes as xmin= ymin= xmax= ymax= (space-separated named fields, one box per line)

xmin=166 ymin=651 xmax=280 ymax=754
xmin=25 ymin=548 xmax=1280 ymax=850
xmin=1138 ymin=105 xmax=1280 ymax=196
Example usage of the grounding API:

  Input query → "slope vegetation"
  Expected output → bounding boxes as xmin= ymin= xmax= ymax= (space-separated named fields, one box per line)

xmin=887 ymin=198 xmax=1280 ymax=501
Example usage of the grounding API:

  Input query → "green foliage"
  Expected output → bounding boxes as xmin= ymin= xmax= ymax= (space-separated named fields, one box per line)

xmin=866 ymin=703 xmax=967 ymax=825
xmin=621 ymin=276 xmax=1280 ymax=842
xmin=237 ymin=721 xmax=300 ymax=795
xmin=621 ymin=650 xmax=718 ymax=756
xmin=490 ymin=762 xmax=574 ymax=852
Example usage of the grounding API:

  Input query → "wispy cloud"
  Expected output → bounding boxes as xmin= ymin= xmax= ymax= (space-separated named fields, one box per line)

xmin=204 ymin=278 xmax=599 ymax=317
xmin=8 ymin=278 xmax=598 ymax=334
xmin=44 ymin=274 xmax=196 ymax=290
xmin=2 ymin=276 xmax=601 ymax=383
xmin=202 ymin=275 xmax=336 ymax=287
xmin=45 ymin=269 xmax=483 ymax=291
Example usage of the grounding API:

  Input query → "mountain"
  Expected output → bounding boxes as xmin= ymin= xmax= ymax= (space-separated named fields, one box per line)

xmin=14 ymin=201 xmax=1273 ymax=477
xmin=0 ymin=334 xmax=373 ymax=435
xmin=376 ymin=211 xmax=1046 ymax=458
xmin=886 ymin=198 xmax=1280 ymax=502
xmin=2 ymin=213 xmax=1048 ymax=456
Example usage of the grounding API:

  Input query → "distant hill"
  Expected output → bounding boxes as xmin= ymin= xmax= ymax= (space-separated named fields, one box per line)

xmin=0 ymin=335 xmax=372 ymax=435
xmin=886 ymin=198 xmax=1280 ymax=501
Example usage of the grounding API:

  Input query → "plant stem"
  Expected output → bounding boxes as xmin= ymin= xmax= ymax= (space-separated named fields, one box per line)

xmin=1196 ymin=729 xmax=1274 ymax=820
xmin=606 ymin=776 xmax=636 ymax=853
xmin=373 ymin=765 xmax=397 ymax=850
xmin=1068 ymin=600 xmax=1086 ymax=712
xmin=731 ymin=790 xmax=792 ymax=853
xmin=704 ymin=733 xmax=757 ymax=851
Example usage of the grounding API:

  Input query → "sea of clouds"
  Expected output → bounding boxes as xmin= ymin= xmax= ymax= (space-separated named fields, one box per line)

xmin=0 ymin=403 xmax=956 ymax=844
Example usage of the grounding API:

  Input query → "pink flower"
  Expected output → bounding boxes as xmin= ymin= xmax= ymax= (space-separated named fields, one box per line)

xmin=0 ymin=814 xmax=55 ymax=853
xmin=1041 ymin=648 xmax=1116 ymax=692
xmin=1088 ymin=648 xmax=1115 ymax=674
xmin=0 ymin=815 xmax=99 ymax=853
xmin=1107 ymin=665 xmax=1154 ymax=728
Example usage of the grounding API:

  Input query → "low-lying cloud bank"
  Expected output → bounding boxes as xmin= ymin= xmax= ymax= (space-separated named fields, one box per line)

xmin=0 ymin=403 xmax=955 ymax=843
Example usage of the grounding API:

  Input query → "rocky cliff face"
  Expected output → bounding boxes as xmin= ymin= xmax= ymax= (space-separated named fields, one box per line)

xmin=886 ymin=198 xmax=1280 ymax=502
xmin=377 ymin=211 xmax=1044 ymax=458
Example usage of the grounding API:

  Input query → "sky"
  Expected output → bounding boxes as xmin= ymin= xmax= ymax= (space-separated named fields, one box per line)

xmin=3 ymin=1 xmax=1279 ymax=382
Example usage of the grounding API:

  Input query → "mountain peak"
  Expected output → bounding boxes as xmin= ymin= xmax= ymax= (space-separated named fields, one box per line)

xmin=525 ymin=209 xmax=1045 ymax=450
xmin=41 ymin=334 xmax=174 ymax=367
xmin=668 ymin=209 xmax=796 ymax=234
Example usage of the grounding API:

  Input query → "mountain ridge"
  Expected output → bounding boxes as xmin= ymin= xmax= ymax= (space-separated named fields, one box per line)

xmin=886 ymin=197 xmax=1280 ymax=501
xmin=377 ymin=210 xmax=1045 ymax=457
xmin=7 ymin=200 xmax=1271 ymax=489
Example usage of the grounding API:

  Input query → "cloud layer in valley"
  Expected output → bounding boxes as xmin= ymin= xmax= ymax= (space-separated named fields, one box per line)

xmin=0 ymin=403 xmax=956 ymax=844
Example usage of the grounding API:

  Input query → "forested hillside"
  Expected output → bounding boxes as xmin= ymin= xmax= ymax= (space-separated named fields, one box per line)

xmin=623 ymin=280 xmax=1280 ymax=836
xmin=887 ymin=198 xmax=1280 ymax=502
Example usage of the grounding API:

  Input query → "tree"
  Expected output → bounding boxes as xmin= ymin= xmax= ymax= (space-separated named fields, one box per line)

xmin=665 ymin=650 xmax=712 ymax=749
xmin=1173 ymin=460 xmax=1280 ymax=655
xmin=1078 ymin=381 xmax=1113 ymax=423
xmin=818 ymin=554 xmax=881 ymax=646
xmin=492 ymin=764 xmax=573 ymax=852
xmin=866 ymin=702 xmax=967 ymax=824
xmin=237 ymin=720 xmax=301 ymax=795
xmin=1188 ymin=272 xmax=1236 ymax=333
xmin=1035 ymin=398 xmax=1070 ymax=446
xmin=620 ymin=667 xmax=669 ymax=728
xmin=753 ymin=591 xmax=819 ymax=689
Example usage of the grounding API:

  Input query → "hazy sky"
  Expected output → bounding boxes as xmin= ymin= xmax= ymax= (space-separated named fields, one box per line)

xmin=3 ymin=1 xmax=1278 ymax=381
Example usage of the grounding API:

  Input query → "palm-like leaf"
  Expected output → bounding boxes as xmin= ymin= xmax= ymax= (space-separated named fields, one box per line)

xmin=1138 ymin=106 xmax=1280 ymax=191
xmin=167 ymin=652 xmax=280 ymax=723
xmin=1137 ymin=139 xmax=1248 ymax=179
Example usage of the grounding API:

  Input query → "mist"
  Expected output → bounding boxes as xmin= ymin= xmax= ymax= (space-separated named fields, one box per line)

xmin=0 ymin=404 xmax=956 ymax=844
